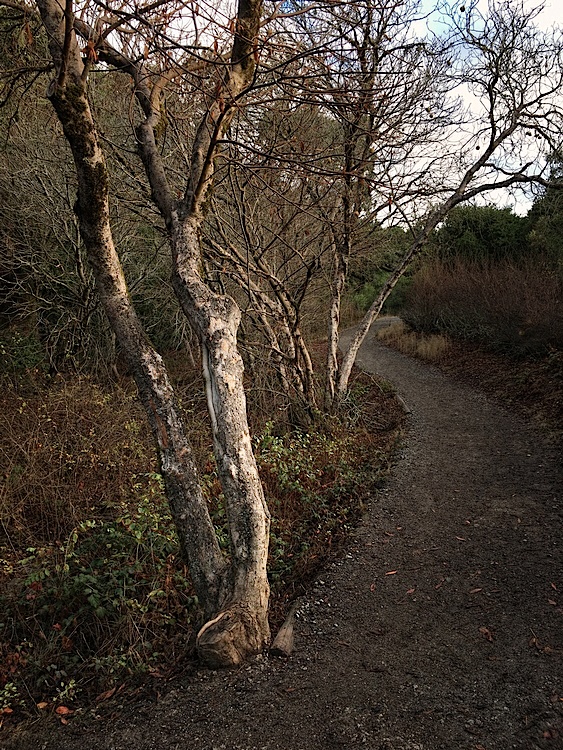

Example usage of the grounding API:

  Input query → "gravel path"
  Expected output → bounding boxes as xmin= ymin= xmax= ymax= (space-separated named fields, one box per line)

xmin=8 ymin=326 xmax=563 ymax=750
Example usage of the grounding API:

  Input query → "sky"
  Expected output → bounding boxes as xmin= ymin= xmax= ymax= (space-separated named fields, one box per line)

xmin=421 ymin=0 xmax=562 ymax=29
xmin=525 ymin=1 xmax=562 ymax=28
xmin=417 ymin=1 xmax=563 ymax=215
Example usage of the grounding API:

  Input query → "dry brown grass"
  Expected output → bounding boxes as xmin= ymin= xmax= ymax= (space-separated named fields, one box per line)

xmin=403 ymin=257 xmax=563 ymax=358
xmin=376 ymin=321 xmax=451 ymax=362
xmin=0 ymin=377 xmax=158 ymax=544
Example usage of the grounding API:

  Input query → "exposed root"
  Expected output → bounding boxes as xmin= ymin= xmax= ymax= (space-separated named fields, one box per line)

xmin=196 ymin=602 xmax=270 ymax=669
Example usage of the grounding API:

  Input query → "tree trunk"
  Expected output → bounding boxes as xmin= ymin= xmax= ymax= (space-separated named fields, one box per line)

xmin=171 ymin=214 xmax=271 ymax=665
xmin=325 ymin=231 xmax=348 ymax=407
xmin=336 ymin=207 xmax=456 ymax=397
xmin=34 ymin=0 xmax=228 ymax=617
xmin=35 ymin=0 xmax=272 ymax=666
xmin=326 ymin=152 xmax=353 ymax=408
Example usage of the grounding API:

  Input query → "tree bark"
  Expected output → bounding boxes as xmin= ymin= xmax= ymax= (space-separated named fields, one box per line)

xmin=120 ymin=0 xmax=272 ymax=662
xmin=325 ymin=212 xmax=349 ymax=408
xmin=34 ymin=0 xmax=228 ymax=616
xmin=170 ymin=214 xmax=271 ymax=664
xmin=336 ymin=203 xmax=462 ymax=397
xmin=34 ymin=0 xmax=273 ymax=664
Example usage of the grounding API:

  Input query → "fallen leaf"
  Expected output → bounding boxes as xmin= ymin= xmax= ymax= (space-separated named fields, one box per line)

xmin=1 ymin=707 xmax=13 ymax=715
xmin=370 ymin=583 xmax=376 ymax=592
xmin=385 ymin=570 xmax=398 ymax=575
xmin=455 ymin=536 xmax=466 ymax=541
xmin=406 ymin=588 xmax=416 ymax=595
xmin=55 ymin=705 xmax=73 ymax=716
xmin=470 ymin=588 xmax=483 ymax=594
xmin=36 ymin=702 xmax=49 ymax=710
xmin=551 ymin=582 xmax=557 ymax=590
xmin=479 ymin=626 xmax=494 ymax=642
xmin=61 ymin=636 xmax=73 ymax=652
xmin=95 ymin=687 xmax=117 ymax=703
xmin=548 ymin=599 xmax=557 ymax=606
xmin=60 ymin=717 xmax=69 ymax=725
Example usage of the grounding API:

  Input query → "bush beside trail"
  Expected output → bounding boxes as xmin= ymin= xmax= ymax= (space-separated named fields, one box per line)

xmin=402 ymin=256 xmax=563 ymax=359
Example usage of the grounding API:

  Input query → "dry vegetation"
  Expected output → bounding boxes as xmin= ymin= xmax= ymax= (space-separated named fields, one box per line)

xmin=388 ymin=254 xmax=563 ymax=439
xmin=376 ymin=320 xmax=452 ymax=362
xmin=374 ymin=254 xmax=563 ymax=443
xmin=0 ymin=358 xmax=404 ymax=721
xmin=403 ymin=258 xmax=563 ymax=358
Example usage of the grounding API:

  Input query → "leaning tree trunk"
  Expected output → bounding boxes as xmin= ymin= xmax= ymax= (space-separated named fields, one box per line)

xmin=336 ymin=204 xmax=461 ymax=397
xmin=38 ymin=0 xmax=273 ymax=668
xmin=34 ymin=0 xmax=228 ymax=617
xmin=131 ymin=0 xmax=272 ymax=665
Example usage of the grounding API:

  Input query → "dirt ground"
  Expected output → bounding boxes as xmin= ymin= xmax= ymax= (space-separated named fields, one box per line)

xmin=4 ymin=325 xmax=563 ymax=750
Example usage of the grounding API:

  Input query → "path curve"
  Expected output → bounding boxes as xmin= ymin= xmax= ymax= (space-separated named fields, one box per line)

xmin=14 ymin=326 xmax=563 ymax=750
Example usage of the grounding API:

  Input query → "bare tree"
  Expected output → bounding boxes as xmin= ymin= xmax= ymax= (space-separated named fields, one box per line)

xmin=2 ymin=0 xmax=561 ymax=670
xmin=292 ymin=0 xmax=454 ymax=405
xmin=12 ymin=0 xmax=273 ymax=667
xmin=265 ymin=0 xmax=563 ymax=400
xmin=203 ymin=118 xmax=337 ymax=416
xmin=337 ymin=0 xmax=563 ymax=395
xmin=225 ymin=0 xmax=456 ymax=406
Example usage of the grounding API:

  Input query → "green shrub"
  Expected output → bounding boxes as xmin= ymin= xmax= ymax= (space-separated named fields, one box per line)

xmin=351 ymin=272 xmax=412 ymax=314
xmin=0 ymin=332 xmax=46 ymax=377
xmin=0 ymin=474 xmax=197 ymax=705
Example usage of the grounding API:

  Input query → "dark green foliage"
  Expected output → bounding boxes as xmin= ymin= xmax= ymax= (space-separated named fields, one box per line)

xmin=401 ymin=201 xmax=563 ymax=358
xmin=432 ymin=205 xmax=531 ymax=265
xmin=0 ymin=331 xmax=46 ymax=376
xmin=352 ymin=272 xmax=412 ymax=314
xmin=527 ymin=153 xmax=563 ymax=266
xmin=0 ymin=478 xmax=198 ymax=707
xmin=348 ymin=225 xmax=413 ymax=314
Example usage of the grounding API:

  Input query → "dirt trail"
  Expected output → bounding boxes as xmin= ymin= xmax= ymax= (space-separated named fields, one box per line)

xmin=7 ymin=325 xmax=563 ymax=750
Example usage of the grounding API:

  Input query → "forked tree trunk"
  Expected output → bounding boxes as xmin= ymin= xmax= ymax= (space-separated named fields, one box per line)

xmin=36 ymin=0 xmax=271 ymax=667
xmin=35 ymin=0 xmax=227 ymax=617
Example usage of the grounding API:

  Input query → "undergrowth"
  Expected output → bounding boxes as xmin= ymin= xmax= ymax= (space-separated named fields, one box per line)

xmin=402 ymin=257 xmax=563 ymax=358
xmin=376 ymin=320 xmax=451 ymax=363
xmin=0 ymin=368 xmax=403 ymax=724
